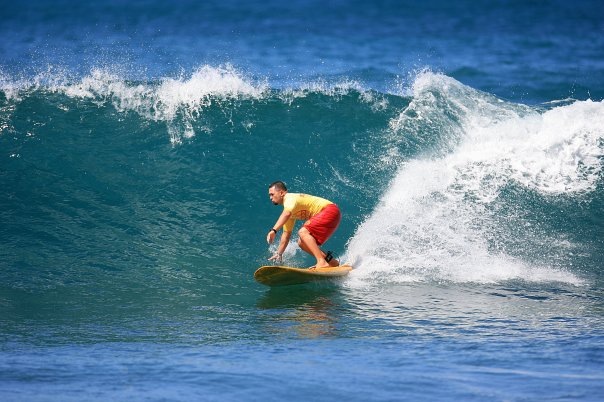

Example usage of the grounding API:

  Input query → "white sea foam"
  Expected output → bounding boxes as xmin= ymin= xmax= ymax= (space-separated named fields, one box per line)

xmin=0 ymin=70 xmax=30 ymax=102
xmin=344 ymin=72 xmax=602 ymax=288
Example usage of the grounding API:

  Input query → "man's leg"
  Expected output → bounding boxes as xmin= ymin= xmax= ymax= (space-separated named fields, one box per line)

xmin=298 ymin=227 xmax=339 ymax=268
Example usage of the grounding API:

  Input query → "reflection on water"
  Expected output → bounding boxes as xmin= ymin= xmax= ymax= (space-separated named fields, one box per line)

xmin=256 ymin=285 xmax=342 ymax=339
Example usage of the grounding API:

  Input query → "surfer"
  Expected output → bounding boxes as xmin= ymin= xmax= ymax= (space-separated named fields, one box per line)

xmin=266 ymin=181 xmax=341 ymax=269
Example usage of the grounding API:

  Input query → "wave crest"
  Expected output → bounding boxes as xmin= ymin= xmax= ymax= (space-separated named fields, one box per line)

xmin=345 ymin=72 xmax=602 ymax=287
xmin=66 ymin=65 xmax=268 ymax=143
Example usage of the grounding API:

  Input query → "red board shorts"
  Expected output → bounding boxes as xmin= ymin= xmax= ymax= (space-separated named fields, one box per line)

xmin=303 ymin=203 xmax=341 ymax=246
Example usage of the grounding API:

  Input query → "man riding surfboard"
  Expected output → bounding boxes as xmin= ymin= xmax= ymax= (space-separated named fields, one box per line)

xmin=266 ymin=181 xmax=341 ymax=269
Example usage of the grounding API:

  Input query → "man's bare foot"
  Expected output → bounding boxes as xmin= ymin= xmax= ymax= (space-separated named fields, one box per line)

xmin=312 ymin=260 xmax=331 ymax=269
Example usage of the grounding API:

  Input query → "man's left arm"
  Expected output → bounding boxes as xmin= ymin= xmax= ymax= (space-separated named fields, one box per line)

xmin=268 ymin=230 xmax=292 ymax=262
xmin=267 ymin=210 xmax=293 ymax=262
xmin=266 ymin=210 xmax=292 ymax=244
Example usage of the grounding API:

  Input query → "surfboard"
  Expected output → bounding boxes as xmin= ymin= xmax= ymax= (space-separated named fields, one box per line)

xmin=254 ymin=265 xmax=353 ymax=287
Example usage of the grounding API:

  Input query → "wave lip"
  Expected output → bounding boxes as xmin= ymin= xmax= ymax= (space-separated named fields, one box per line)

xmin=345 ymin=72 xmax=601 ymax=287
xmin=1 ymin=64 xmax=269 ymax=144
xmin=70 ymin=64 xmax=268 ymax=143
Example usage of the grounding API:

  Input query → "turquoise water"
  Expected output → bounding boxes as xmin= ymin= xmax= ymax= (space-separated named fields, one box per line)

xmin=2 ymin=1 xmax=604 ymax=400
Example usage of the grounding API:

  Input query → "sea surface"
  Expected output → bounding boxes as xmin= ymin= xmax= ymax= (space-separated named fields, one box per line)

xmin=1 ymin=0 xmax=604 ymax=400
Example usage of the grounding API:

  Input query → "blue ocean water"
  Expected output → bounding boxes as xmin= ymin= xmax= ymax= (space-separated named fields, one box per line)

xmin=1 ymin=0 xmax=604 ymax=400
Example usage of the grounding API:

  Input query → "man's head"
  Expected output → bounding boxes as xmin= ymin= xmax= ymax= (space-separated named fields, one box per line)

xmin=268 ymin=181 xmax=287 ymax=205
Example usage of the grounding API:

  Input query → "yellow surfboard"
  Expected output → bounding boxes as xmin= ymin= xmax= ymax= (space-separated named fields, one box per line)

xmin=254 ymin=265 xmax=353 ymax=287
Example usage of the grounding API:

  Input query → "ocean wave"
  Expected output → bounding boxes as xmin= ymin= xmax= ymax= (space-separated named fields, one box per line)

xmin=0 ymin=64 xmax=398 ymax=144
xmin=2 ymin=66 xmax=602 ymax=292
xmin=0 ymin=64 xmax=269 ymax=143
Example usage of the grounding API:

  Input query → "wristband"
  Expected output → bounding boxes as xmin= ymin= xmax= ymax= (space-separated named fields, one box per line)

xmin=270 ymin=228 xmax=277 ymax=234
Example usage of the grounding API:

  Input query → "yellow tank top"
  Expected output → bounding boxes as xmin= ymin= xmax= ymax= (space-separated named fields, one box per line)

xmin=282 ymin=193 xmax=333 ymax=232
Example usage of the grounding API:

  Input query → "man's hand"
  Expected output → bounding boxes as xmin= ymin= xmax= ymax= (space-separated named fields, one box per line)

xmin=268 ymin=252 xmax=283 ymax=263
xmin=266 ymin=229 xmax=276 ymax=244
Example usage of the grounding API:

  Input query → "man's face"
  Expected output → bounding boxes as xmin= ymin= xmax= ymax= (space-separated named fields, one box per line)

xmin=268 ymin=186 xmax=285 ymax=205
